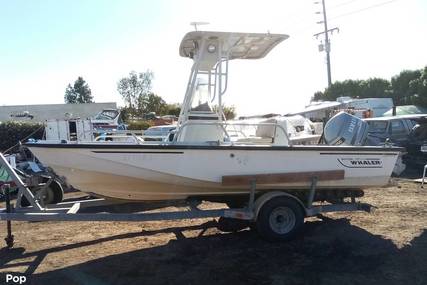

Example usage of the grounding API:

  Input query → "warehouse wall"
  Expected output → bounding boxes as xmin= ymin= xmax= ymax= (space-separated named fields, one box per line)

xmin=0 ymin=102 xmax=117 ymax=122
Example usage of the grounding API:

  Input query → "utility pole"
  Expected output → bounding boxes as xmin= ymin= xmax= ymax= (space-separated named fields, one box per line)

xmin=314 ymin=0 xmax=338 ymax=87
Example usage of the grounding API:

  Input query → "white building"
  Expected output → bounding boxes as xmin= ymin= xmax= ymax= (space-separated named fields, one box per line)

xmin=0 ymin=102 xmax=117 ymax=123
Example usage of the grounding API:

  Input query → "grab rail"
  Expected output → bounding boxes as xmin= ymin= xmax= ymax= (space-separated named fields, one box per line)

xmin=94 ymin=134 xmax=143 ymax=144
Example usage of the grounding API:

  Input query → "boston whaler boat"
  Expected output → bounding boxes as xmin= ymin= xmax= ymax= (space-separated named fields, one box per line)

xmin=26 ymin=31 xmax=402 ymax=203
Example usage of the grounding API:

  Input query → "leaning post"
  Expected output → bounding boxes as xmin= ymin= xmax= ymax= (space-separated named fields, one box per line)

xmin=2 ymin=184 xmax=14 ymax=248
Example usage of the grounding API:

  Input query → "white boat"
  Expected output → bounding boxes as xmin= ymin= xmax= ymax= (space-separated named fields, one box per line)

xmin=227 ymin=115 xmax=321 ymax=145
xmin=26 ymin=31 xmax=402 ymax=201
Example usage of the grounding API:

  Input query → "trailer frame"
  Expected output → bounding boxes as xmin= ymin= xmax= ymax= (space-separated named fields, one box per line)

xmin=0 ymin=153 xmax=372 ymax=247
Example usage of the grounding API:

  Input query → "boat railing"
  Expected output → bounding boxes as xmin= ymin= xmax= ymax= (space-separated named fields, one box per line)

xmin=174 ymin=121 xmax=292 ymax=146
xmin=93 ymin=134 xmax=144 ymax=144
xmin=81 ymin=129 xmax=145 ymax=144
xmin=90 ymin=129 xmax=144 ymax=135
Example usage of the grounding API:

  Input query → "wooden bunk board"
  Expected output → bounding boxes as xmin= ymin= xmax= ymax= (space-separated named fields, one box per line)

xmin=222 ymin=170 xmax=345 ymax=186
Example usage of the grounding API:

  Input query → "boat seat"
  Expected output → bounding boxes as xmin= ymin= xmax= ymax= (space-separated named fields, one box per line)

xmin=177 ymin=124 xmax=225 ymax=143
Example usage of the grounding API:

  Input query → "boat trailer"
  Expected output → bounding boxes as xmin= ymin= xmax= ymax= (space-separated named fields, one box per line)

xmin=0 ymin=153 xmax=372 ymax=247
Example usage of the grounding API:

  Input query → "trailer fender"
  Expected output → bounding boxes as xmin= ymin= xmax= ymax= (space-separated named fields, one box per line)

xmin=253 ymin=191 xmax=307 ymax=221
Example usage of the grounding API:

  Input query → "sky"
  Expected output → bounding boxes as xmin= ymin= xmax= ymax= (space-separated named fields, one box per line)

xmin=1 ymin=0 xmax=427 ymax=116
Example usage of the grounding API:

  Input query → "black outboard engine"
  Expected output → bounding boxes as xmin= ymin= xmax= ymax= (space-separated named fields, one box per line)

xmin=324 ymin=111 xmax=369 ymax=146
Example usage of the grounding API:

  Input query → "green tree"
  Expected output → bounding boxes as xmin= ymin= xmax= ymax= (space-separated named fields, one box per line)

xmin=139 ymin=93 xmax=166 ymax=115
xmin=408 ymin=66 xmax=427 ymax=106
xmin=223 ymin=105 xmax=236 ymax=120
xmin=416 ymin=66 xmax=427 ymax=96
xmin=312 ymin=67 xmax=427 ymax=108
xmin=322 ymin=79 xmax=365 ymax=101
xmin=313 ymin=78 xmax=392 ymax=102
xmin=312 ymin=91 xmax=324 ymax=101
xmin=391 ymin=69 xmax=421 ymax=105
xmin=117 ymin=70 xmax=154 ymax=117
xmin=64 ymin=77 xmax=93 ymax=103
xmin=361 ymin=78 xmax=392 ymax=98
xmin=213 ymin=105 xmax=236 ymax=120
xmin=163 ymin=103 xmax=181 ymax=117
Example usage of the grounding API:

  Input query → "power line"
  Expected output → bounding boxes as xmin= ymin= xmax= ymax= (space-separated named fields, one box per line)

xmin=282 ymin=0 xmax=399 ymax=36
xmin=329 ymin=0 xmax=399 ymax=20
xmin=284 ymin=0 xmax=399 ymax=39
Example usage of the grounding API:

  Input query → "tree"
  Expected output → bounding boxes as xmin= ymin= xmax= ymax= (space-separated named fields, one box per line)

xmin=313 ymin=80 xmax=363 ymax=101
xmin=391 ymin=69 xmax=421 ymax=105
xmin=139 ymin=93 xmax=166 ymax=115
xmin=163 ymin=103 xmax=181 ymax=117
xmin=313 ymin=78 xmax=392 ymax=102
xmin=223 ymin=105 xmax=236 ymax=120
xmin=312 ymin=91 xmax=324 ymax=101
xmin=213 ymin=105 xmax=236 ymax=120
xmin=312 ymin=67 xmax=427 ymax=108
xmin=406 ymin=66 xmax=427 ymax=106
xmin=64 ymin=77 xmax=93 ymax=103
xmin=361 ymin=78 xmax=392 ymax=98
xmin=117 ymin=70 xmax=154 ymax=117
xmin=412 ymin=66 xmax=427 ymax=99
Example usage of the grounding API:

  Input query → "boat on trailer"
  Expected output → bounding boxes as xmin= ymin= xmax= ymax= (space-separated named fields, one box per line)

xmin=26 ymin=31 xmax=402 ymax=202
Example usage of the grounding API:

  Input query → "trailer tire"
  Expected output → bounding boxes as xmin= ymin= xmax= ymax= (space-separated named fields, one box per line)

xmin=48 ymin=180 xmax=64 ymax=204
xmin=21 ymin=180 xmax=64 ymax=206
xmin=256 ymin=196 xmax=304 ymax=241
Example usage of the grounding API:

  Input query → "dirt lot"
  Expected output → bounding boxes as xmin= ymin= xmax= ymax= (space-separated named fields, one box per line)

xmin=1 ymin=180 xmax=427 ymax=285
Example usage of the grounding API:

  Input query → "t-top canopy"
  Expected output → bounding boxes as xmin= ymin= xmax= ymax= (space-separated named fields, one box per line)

xmin=179 ymin=31 xmax=289 ymax=60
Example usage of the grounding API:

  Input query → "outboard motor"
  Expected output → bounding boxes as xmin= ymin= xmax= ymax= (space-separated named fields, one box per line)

xmin=324 ymin=111 xmax=369 ymax=146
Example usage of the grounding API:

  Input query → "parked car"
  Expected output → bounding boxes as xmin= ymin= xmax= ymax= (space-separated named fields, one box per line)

xmin=363 ymin=115 xmax=424 ymax=145
xmin=142 ymin=125 xmax=176 ymax=141
xmin=364 ymin=115 xmax=427 ymax=169
xmin=400 ymin=119 xmax=427 ymax=167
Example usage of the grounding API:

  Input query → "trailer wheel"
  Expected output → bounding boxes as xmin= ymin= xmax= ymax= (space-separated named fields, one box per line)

xmin=21 ymin=180 xmax=64 ymax=206
xmin=256 ymin=196 xmax=304 ymax=241
xmin=39 ymin=182 xmax=63 ymax=204
xmin=48 ymin=180 xmax=64 ymax=204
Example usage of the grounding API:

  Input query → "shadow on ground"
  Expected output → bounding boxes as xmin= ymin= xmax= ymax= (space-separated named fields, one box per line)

xmin=1 ymin=217 xmax=426 ymax=285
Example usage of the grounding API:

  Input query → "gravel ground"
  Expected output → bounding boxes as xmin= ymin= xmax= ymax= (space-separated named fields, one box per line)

xmin=1 ymin=179 xmax=427 ymax=285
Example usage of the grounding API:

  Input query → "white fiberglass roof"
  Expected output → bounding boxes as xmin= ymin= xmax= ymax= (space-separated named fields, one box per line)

xmin=179 ymin=31 xmax=289 ymax=60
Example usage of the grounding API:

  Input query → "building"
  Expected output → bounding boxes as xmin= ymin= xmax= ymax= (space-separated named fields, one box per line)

xmin=0 ymin=102 xmax=117 ymax=123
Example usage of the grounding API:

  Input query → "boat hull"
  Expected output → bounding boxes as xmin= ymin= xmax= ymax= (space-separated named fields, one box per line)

xmin=27 ymin=144 xmax=401 ymax=201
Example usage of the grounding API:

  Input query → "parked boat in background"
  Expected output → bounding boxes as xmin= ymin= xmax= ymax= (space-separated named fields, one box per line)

xmin=227 ymin=115 xmax=321 ymax=145
xmin=45 ymin=108 xmax=127 ymax=142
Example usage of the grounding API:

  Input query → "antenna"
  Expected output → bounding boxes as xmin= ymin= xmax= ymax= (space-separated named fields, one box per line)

xmin=190 ymin=22 xmax=210 ymax=31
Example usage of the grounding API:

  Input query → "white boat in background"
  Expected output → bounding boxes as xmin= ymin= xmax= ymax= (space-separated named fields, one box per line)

xmin=26 ymin=31 xmax=402 ymax=201
xmin=227 ymin=115 xmax=321 ymax=145
xmin=45 ymin=108 xmax=128 ymax=142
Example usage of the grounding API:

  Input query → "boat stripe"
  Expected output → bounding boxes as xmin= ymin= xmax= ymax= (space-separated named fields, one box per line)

xmin=25 ymin=143 xmax=404 ymax=152
xmin=92 ymin=151 xmax=184 ymax=154
xmin=319 ymin=152 xmax=398 ymax=156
